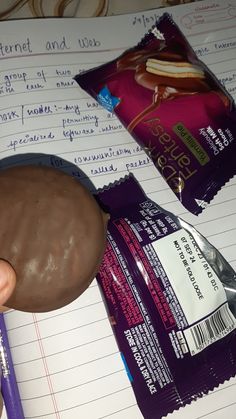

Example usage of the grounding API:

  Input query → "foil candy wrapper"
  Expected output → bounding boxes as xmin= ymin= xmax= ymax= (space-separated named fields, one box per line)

xmin=96 ymin=174 xmax=236 ymax=419
xmin=180 ymin=218 xmax=236 ymax=317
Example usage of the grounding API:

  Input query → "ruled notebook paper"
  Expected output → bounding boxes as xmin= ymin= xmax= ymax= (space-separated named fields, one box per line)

xmin=0 ymin=0 xmax=236 ymax=417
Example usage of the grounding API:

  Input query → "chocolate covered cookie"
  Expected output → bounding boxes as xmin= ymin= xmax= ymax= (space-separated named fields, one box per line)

xmin=116 ymin=49 xmax=185 ymax=71
xmin=127 ymin=59 xmax=210 ymax=132
xmin=0 ymin=165 xmax=108 ymax=312
xmin=135 ymin=60 xmax=209 ymax=92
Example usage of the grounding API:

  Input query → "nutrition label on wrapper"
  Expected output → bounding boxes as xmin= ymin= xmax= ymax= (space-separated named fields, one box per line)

xmin=152 ymin=229 xmax=236 ymax=355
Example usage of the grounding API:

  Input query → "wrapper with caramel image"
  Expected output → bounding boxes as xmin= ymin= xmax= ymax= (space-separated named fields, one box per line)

xmin=75 ymin=13 xmax=236 ymax=215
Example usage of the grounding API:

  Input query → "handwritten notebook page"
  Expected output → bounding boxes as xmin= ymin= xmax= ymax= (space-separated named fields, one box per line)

xmin=0 ymin=0 xmax=235 ymax=417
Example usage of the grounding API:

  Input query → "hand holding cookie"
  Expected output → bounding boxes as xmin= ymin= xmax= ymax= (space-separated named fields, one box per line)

xmin=0 ymin=165 xmax=108 ymax=313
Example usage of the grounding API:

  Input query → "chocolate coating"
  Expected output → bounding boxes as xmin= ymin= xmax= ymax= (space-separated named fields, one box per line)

xmin=0 ymin=165 xmax=108 ymax=312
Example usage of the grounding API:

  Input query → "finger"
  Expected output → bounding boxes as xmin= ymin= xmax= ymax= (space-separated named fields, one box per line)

xmin=0 ymin=260 xmax=16 ymax=306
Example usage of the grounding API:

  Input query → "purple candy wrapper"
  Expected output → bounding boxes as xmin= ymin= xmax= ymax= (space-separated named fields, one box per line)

xmin=96 ymin=174 xmax=236 ymax=419
xmin=76 ymin=13 xmax=236 ymax=215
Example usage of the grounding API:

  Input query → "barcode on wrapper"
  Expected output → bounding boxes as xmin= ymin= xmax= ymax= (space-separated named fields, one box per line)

xmin=184 ymin=303 xmax=236 ymax=356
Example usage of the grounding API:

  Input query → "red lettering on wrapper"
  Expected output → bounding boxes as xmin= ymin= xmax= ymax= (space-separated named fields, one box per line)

xmin=114 ymin=218 xmax=176 ymax=330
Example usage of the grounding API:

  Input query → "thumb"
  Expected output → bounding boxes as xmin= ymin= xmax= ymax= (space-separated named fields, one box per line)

xmin=0 ymin=260 xmax=16 ymax=307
